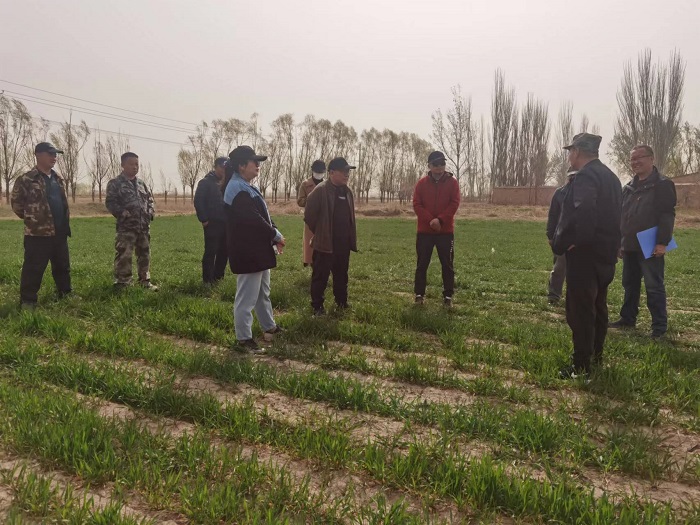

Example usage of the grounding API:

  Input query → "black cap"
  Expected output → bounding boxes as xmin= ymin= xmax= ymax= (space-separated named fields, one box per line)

xmin=214 ymin=157 xmax=228 ymax=168
xmin=35 ymin=142 xmax=63 ymax=155
xmin=311 ymin=160 xmax=326 ymax=173
xmin=563 ymin=133 xmax=602 ymax=154
xmin=228 ymin=145 xmax=268 ymax=166
xmin=428 ymin=151 xmax=446 ymax=164
xmin=328 ymin=157 xmax=356 ymax=172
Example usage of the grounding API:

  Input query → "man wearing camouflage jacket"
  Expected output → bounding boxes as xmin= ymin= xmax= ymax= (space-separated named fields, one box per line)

xmin=11 ymin=142 xmax=72 ymax=308
xmin=105 ymin=152 xmax=157 ymax=290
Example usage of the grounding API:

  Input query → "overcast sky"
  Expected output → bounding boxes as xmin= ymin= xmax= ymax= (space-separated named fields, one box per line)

xmin=1 ymin=0 xmax=698 ymax=188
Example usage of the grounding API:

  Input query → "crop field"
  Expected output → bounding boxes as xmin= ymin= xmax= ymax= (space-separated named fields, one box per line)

xmin=0 ymin=214 xmax=699 ymax=524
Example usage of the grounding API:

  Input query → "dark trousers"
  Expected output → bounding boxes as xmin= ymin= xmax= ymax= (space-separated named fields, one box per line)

xmin=565 ymin=249 xmax=616 ymax=372
xmin=414 ymin=233 xmax=454 ymax=298
xmin=20 ymin=235 xmax=71 ymax=304
xmin=620 ymin=250 xmax=667 ymax=334
xmin=310 ymin=246 xmax=351 ymax=309
xmin=202 ymin=222 xmax=228 ymax=283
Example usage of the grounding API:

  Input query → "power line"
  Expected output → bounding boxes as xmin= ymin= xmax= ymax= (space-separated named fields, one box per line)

xmin=7 ymin=91 xmax=197 ymax=134
xmin=0 ymin=78 xmax=199 ymax=126
xmin=35 ymin=117 xmax=189 ymax=147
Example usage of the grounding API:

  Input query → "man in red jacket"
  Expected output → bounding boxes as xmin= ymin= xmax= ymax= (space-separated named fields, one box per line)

xmin=412 ymin=151 xmax=461 ymax=306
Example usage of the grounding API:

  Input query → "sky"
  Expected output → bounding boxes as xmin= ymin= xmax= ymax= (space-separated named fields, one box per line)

xmin=1 ymin=0 xmax=698 ymax=189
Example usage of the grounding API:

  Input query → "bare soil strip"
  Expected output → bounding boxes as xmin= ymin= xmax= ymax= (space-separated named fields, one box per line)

xmin=0 ymin=453 xmax=179 ymax=524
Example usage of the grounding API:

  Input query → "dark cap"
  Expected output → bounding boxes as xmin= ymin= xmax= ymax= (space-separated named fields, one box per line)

xmin=563 ymin=133 xmax=602 ymax=154
xmin=328 ymin=157 xmax=356 ymax=172
xmin=228 ymin=145 xmax=268 ymax=166
xmin=35 ymin=142 xmax=63 ymax=155
xmin=214 ymin=157 xmax=228 ymax=168
xmin=427 ymin=151 xmax=446 ymax=164
xmin=311 ymin=160 xmax=326 ymax=174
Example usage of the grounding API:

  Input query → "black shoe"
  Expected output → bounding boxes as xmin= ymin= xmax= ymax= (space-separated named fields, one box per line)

xmin=336 ymin=302 xmax=350 ymax=310
xmin=237 ymin=339 xmax=265 ymax=354
xmin=548 ymin=296 xmax=560 ymax=305
xmin=559 ymin=365 xmax=589 ymax=381
xmin=609 ymin=319 xmax=635 ymax=329
xmin=313 ymin=307 xmax=326 ymax=317
xmin=20 ymin=302 xmax=37 ymax=311
xmin=651 ymin=331 xmax=667 ymax=340
xmin=414 ymin=295 xmax=424 ymax=305
xmin=443 ymin=296 xmax=453 ymax=308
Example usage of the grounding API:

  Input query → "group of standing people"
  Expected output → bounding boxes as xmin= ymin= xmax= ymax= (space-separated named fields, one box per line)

xmin=12 ymin=135 xmax=677 ymax=379
xmin=11 ymin=143 xmax=157 ymax=310
xmin=548 ymin=133 xmax=677 ymax=380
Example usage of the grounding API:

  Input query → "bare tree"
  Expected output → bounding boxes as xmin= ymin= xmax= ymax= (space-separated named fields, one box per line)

xmin=489 ymin=69 xmax=517 ymax=190
xmin=432 ymin=85 xmax=476 ymax=195
xmin=141 ymin=162 xmax=155 ymax=196
xmin=104 ymin=133 xmax=130 ymax=186
xmin=50 ymin=115 xmax=90 ymax=202
xmin=159 ymin=169 xmax=172 ymax=204
xmin=357 ymin=128 xmax=380 ymax=203
xmin=667 ymin=122 xmax=700 ymax=177
xmin=611 ymin=49 xmax=685 ymax=174
xmin=177 ymin=149 xmax=203 ymax=202
xmin=0 ymin=95 xmax=34 ymax=203
xmin=550 ymin=102 xmax=574 ymax=186
xmin=87 ymin=131 xmax=111 ymax=202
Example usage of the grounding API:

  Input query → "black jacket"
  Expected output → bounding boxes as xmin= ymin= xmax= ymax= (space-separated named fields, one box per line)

xmin=225 ymin=186 xmax=278 ymax=275
xmin=194 ymin=172 xmax=225 ymax=224
xmin=621 ymin=168 xmax=676 ymax=251
xmin=546 ymin=184 xmax=568 ymax=240
xmin=552 ymin=159 xmax=622 ymax=264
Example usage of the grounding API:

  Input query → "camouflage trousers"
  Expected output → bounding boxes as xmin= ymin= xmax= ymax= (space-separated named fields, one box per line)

xmin=114 ymin=231 xmax=151 ymax=285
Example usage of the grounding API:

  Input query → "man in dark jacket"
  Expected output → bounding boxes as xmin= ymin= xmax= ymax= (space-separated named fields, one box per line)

xmin=552 ymin=133 xmax=621 ymax=379
xmin=545 ymin=172 xmax=575 ymax=304
xmin=412 ymin=151 xmax=461 ymax=307
xmin=11 ymin=142 xmax=72 ymax=308
xmin=304 ymin=157 xmax=357 ymax=316
xmin=105 ymin=152 xmax=157 ymax=290
xmin=610 ymin=145 xmax=676 ymax=338
xmin=224 ymin=145 xmax=285 ymax=352
xmin=194 ymin=157 xmax=228 ymax=284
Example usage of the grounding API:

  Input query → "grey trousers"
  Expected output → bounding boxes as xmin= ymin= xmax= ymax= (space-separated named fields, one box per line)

xmin=548 ymin=254 xmax=567 ymax=300
xmin=234 ymin=270 xmax=277 ymax=341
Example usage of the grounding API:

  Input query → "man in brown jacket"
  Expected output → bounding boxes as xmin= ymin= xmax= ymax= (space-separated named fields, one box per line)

xmin=304 ymin=157 xmax=357 ymax=315
xmin=11 ymin=142 xmax=72 ymax=309
xmin=297 ymin=160 xmax=325 ymax=267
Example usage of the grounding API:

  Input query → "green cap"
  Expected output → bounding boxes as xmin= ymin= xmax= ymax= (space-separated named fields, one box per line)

xmin=563 ymin=133 xmax=602 ymax=154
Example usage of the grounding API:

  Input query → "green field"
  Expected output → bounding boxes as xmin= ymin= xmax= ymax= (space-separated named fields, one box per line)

xmin=0 ymin=215 xmax=699 ymax=524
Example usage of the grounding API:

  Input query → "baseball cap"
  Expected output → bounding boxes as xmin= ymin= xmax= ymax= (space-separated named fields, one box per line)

xmin=214 ymin=157 xmax=228 ymax=168
xmin=228 ymin=145 xmax=268 ymax=166
xmin=35 ymin=142 xmax=64 ymax=155
xmin=427 ymin=151 xmax=446 ymax=164
xmin=328 ymin=157 xmax=356 ymax=172
xmin=563 ymin=133 xmax=602 ymax=154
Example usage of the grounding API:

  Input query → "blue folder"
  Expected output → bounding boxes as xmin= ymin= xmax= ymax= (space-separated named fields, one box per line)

xmin=636 ymin=226 xmax=678 ymax=259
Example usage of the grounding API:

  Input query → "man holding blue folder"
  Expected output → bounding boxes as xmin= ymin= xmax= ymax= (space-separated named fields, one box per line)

xmin=609 ymin=145 xmax=677 ymax=338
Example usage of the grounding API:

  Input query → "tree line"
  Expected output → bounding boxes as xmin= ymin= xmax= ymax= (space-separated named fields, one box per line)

xmin=2 ymin=48 xmax=698 ymax=206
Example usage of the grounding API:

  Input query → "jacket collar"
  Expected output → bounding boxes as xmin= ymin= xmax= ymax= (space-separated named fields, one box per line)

xmin=628 ymin=167 xmax=660 ymax=189
xmin=425 ymin=171 xmax=454 ymax=182
xmin=30 ymin=167 xmax=61 ymax=181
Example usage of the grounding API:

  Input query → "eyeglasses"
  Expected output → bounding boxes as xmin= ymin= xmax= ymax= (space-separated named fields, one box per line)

xmin=430 ymin=160 xmax=446 ymax=167
xmin=629 ymin=155 xmax=652 ymax=162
